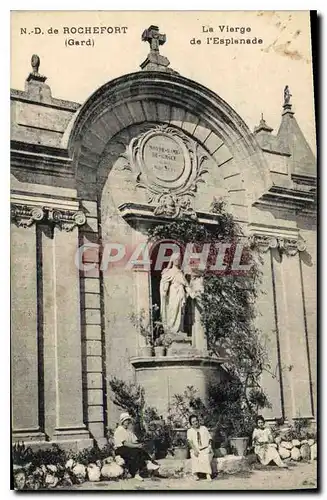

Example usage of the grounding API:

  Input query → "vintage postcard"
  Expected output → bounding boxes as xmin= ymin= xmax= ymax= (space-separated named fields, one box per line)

xmin=11 ymin=10 xmax=317 ymax=491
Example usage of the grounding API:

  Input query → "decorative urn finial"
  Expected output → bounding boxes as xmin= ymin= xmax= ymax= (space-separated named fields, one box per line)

xmin=31 ymin=54 xmax=40 ymax=74
xmin=26 ymin=54 xmax=47 ymax=83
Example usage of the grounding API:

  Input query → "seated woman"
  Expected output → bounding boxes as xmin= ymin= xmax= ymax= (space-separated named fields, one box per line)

xmin=252 ymin=415 xmax=287 ymax=468
xmin=113 ymin=412 xmax=159 ymax=481
xmin=187 ymin=414 xmax=213 ymax=481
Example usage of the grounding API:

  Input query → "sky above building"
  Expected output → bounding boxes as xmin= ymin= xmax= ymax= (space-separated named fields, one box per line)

xmin=11 ymin=10 xmax=316 ymax=152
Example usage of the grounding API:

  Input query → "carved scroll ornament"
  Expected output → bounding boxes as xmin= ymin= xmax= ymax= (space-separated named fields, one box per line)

xmin=250 ymin=234 xmax=306 ymax=256
xmin=11 ymin=204 xmax=86 ymax=232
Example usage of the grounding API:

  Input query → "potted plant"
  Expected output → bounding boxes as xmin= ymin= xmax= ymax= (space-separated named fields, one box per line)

xmin=172 ymin=430 xmax=189 ymax=460
xmin=143 ymin=419 xmax=173 ymax=459
xmin=162 ymin=333 xmax=173 ymax=355
xmin=154 ymin=336 xmax=166 ymax=357
xmin=218 ymin=402 xmax=254 ymax=457
xmin=228 ymin=417 xmax=251 ymax=457
xmin=140 ymin=337 xmax=153 ymax=357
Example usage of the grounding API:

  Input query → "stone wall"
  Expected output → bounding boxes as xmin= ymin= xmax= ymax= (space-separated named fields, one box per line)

xmin=11 ymin=68 xmax=316 ymax=450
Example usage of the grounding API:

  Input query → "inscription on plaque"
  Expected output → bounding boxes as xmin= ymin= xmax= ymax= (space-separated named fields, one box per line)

xmin=143 ymin=134 xmax=185 ymax=182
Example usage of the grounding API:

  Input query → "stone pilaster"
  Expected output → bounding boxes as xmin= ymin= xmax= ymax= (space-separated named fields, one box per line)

xmin=79 ymin=199 xmax=107 ymax=446
xmin=40 ymin=223 xmax=57 ymax=439
xmin=252 ymin=232 xmax=312 ymax=420
xmin=11 ymin=221 xmax=45 ymax=442
xmin=277 ymin=252 xmax=313 ymax=418
xmin=254 ymin=249 xmax=283 ymax=419
xmin=50 ymin=224 xmax=92 ymax=445
xmin=271 ymin=253 xmax=313 ymax=420
xmin=11 ymin=203 xmax=93 ymax=448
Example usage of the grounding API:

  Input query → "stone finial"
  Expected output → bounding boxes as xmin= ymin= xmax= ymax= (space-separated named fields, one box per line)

xmin=26 ymin=54 xmax=47 ymax=83
xmin=141 ymin=25 xmax=166 ymax=53
xmin=31 ymin=54 xmax=40 ymax=74
xmin=254 ymin=113 xmax=273 ymax=134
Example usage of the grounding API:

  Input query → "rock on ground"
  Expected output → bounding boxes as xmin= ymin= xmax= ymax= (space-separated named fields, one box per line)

xmin=65 ymin=459 xmax=75 ymax=469
xmin=292 ymin=440 xmax=301 ymax=447
xmin=291 ymin=447 xmax=301 ymax=461
xmin=279 ymin=446 xmax=291 ymax=459
xmin=280 ymin=441 xmax=293 ymax=450
xmin=101 ymin=463 xmax=124 ymax=480
xmin=87 ymin=464 xmax=101 ymax=482
xmin=300 ymin=444 xmax=311 ymax=461
xmin=310 ymin=443 xmax=317 ymax=461
xmin=72 ymin=463 xmax=86 ymax=483
xmin=14 ymin=470 xmax=26 ymax=490
xmin=45 ymin=473 xmax=59 ymax=488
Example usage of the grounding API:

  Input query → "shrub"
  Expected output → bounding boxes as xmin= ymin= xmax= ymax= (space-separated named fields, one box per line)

xmin=172 ymin=431 xmax=188 ymax=448
xmin=109 ymin=377 xmax=146 ymax=435
xmin=70 ymin=443 xmax=114 ymax=466
xmin=167 ymin=386 xmax=207 ymax=428
xmin=12 ymin=442 xmax=34 ymax=466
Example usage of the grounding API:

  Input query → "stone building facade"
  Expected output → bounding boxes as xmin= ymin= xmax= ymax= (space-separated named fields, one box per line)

xmin=11 ymin=27 xmax=316 ymax=450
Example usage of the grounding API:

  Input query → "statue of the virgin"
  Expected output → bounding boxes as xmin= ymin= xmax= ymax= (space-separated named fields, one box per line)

xmin=159 ymin=253 xmax=190 ymax=334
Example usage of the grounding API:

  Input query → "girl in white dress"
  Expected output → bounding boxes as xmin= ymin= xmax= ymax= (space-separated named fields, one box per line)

xmin=187 ymin=415 xmax=213 ymax=481
xmin=252 ymin=415 xmax=287 ymax=468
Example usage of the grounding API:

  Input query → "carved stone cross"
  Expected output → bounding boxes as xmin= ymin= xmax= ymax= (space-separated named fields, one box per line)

xmin=141 ymin=25 xmax=166 ymax=52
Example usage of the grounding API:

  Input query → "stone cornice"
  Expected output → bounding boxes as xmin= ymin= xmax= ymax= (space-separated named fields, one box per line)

xmin=291 ymin=173 xmax=316 ymax=187
xmin=11 ymin=141 xmax=73 ymax=178
xmin=118 ymin=202 xmax=247 ymax=226
xmin=131 ymin=355 xmax=226 ymax=369
xmin=11 ymin=203 xmax=86 ymax=231
xmin=10 ymin=88 xmax=80 ymax=112
xmin=254 ymin=185 xmax=316 ymax=214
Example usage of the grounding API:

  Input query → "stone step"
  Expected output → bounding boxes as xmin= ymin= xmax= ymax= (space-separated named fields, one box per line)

xmin=157 ymin=454 xmax=252 ymax=478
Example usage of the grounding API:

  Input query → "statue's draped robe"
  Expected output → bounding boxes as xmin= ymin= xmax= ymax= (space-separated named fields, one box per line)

xmin=160 ymin=266 xmax=188 ymax=334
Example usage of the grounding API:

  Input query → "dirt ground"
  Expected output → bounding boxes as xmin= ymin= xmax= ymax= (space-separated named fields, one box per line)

xmin=65 ymin=461 xmax=317 ymax=491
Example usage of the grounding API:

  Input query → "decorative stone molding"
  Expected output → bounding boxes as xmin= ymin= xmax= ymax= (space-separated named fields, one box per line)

xmin=153 ymin=193 xmax=197 ymax=219
xmin=11 ymin=204 xmax=45 ymax=228
xmin=46 ymin=208 xmax=86 ymax=232
xmin=11 ymin=203 xmax=86 ymax=231
xmin=118 ymin=202 xmax=221 ymax=226
xmin=250 ymin=234 xmax=306 ymax=256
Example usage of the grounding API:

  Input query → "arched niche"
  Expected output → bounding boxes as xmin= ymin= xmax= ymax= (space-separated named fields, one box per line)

xmin=64 ymin=71 xmax=272 ymax=420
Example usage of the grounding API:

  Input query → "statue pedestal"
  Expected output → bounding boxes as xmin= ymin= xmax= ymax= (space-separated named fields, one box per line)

xmin=130 ymin=355 xmax=227 ymax=417
xmin=167 ymin=332 xmax=194 ymax=356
